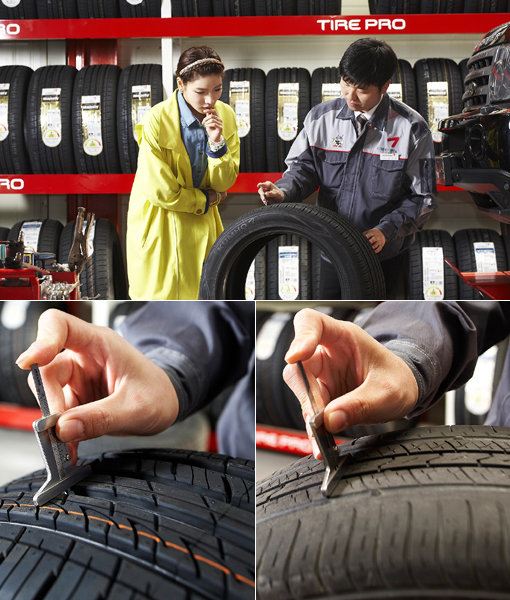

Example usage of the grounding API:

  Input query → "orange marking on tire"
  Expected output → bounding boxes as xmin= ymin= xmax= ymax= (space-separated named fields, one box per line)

xmin=0 ymin=502 xmax=254 ymax=588
xmin=235 ymin=574 xmax=255 ymax=587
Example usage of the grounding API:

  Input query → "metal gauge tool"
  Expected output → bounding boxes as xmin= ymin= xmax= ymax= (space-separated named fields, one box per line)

xmin=31 ymin=364 xmax=92 ymax=505
xmin=297 ymin=360 xmax=348 ymax=497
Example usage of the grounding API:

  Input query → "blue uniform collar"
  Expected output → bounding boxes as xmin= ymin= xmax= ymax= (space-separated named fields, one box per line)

xmin=177 ymin=90 xmax=201 ymax=129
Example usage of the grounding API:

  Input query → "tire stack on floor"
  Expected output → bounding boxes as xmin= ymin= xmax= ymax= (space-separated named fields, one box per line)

xmin=171 ymin=0 xmax=342 ymax=15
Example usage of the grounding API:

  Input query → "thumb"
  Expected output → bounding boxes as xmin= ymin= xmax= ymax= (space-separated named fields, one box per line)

xmin=56 ymin=391 xmax=132 ymax=442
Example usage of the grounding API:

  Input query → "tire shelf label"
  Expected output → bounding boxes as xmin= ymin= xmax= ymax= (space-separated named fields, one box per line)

xmin=20 ymin=221 xmax=42 ymax=252
xmin=278 ymin=245 xmax=299 ymax=300
xmin=229 ymin=81 xmax=250 ymax=138
xmin=41 ymin=88 xmax=62 ymax=148
xmin=1 ymin=0 xmax=21 ymax=6
xmin=422 ymin=246 xmax=444 ymax=300
xmin=81 ymin=95 xmax=103 ymax=156
xmin=245 ymin=259 xmax=255 ymax=300
xmin=277 ymin=83 xmax=299 ymax=142
xmin=256 ymin=312 xmax=292 ymax=361
xmin=473 ymin=241 xmax=497 ymax=272
xmin=321 ymin=83 xmax=342 ymax=103
xmin=0 ymin=83 xmax=9 ymax=142
xmin=131 ymin=85 xmax=151 ymax=142
xmin=126 ymin=0 xmax=143 ymax=4
xmin=387 ymin=83 xmax=403 ymax=102
xmin=427 ymin=82 xmax=449 ymax=143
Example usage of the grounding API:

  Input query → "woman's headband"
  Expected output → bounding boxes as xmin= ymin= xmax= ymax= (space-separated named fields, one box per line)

xmin=178 ymin=58 xmax=223 ymax=77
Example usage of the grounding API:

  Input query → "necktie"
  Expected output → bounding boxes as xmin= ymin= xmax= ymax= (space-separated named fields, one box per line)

xmin=356 ymin=113 xmax=368 ymax=136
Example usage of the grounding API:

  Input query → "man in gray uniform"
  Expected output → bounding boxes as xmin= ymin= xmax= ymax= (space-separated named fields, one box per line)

xmin=284 ymin=302 xmax=510 ymax=457
xmin=258 ymin=39 xmax=437 ymax=296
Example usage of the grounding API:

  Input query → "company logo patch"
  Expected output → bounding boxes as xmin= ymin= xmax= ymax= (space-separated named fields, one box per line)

xmin=332 ymin=134 xmax=344 ymax=148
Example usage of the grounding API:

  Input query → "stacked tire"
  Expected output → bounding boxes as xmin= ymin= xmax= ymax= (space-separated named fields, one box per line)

xmin=453 ymin=228 xmax=507 ymax=299
xmin=0 ymin=63 xmax=162 ymax=174
xmin=369 ymin=0 xmax=509 ymax=12
xmin=171 ymin=0 xmax=342 ymax=15
xmin=221 ymin=68 xmax=266 ymax=172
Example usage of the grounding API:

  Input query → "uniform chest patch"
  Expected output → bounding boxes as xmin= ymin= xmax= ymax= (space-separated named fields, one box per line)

xmin=332 ymin=134 xmax=344 ymax=148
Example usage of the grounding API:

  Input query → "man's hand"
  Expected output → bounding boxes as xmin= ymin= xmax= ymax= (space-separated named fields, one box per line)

xmin=203 ymin=108 xmax=223 ymax=144
xmin=16 ymin=309 xmax=179 ymax=464
xmin=363 ymin=228 xmax=386 ymax=253
xmin=257 ymin=181 xmax=285 ymax=205
xmin=207 ymin=189 xmax=228 ymax=207
xmin=283 ymin=308 xmax=418 ymax=457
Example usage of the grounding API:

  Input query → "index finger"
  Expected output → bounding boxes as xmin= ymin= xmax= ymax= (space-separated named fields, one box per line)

xmin=16 ymin=309 xmax=100 ymax=369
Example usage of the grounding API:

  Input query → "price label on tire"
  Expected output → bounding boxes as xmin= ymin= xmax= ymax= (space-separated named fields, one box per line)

xmin=321 ymin=83 xmax=342 ymax=103
xmin=245 ymin=259 xmax=255 ymax=300
xmin=0 ymin=83 xmax=9 ymax=142
xmin=126 ymin=0 xmax=143 ymax=4
xmin=422 ymin=246 xmax=444 ymax=300
xmin=278 ymin=245 xmax=299 ymax=300
xmin=81 ymin=95 xmax=103 ymax=156
xmin=229 ymin=81 xmax=251 ymax=138
xmin=131 ymin=85 xmax=152 ymax=142
xmin=427 ymin=81 xmax=449 ymax=143
xmin=1 ymin=0 xmax=21 ymax=6
xmin=41 ymin=88 xmax=62 ymax=148
xmin=20 ymin=221 xmax=42 ymax=252
xmin=387 ymin=82 xmax=403 ymax=102
xmin=473 ymin=241 xmax=497 ymax=272
xmin=277 ymin=83 xmax=299 ymax=141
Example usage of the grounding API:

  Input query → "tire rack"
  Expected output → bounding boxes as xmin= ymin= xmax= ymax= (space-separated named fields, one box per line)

xmin=0 ymin=12 xmax=507 ymax=208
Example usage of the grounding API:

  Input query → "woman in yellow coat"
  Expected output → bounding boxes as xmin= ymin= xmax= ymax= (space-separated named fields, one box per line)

xmin=127 ymin=46 xmax=240 ymax=299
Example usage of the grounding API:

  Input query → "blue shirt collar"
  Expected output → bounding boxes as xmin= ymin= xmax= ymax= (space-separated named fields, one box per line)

xmin=177 ymin=90 xmax=201 ymax=129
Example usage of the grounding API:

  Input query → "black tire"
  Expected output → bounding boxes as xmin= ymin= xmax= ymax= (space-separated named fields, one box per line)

xmin=414 ymin=58 xmax=463 ymax=153
xmin=464 ymin=0 xmax=480 ymax=10
xmin=408 ymin=229 xmax=459 ymax=299
xmin=118 ymin=0 xmax=161 ymax=16
xmin=265 ymin=68 xmax=310 ymax=172
xmin=35 ymin=0 xmax=79 ymax=17
xmin=76 ymin=0 xmax=120 ymax=17
xmin=0 ymin=302 xmax=68 ymax=408
xmin=59 ymin=218 xmax=128 ymax=300
xmin=296 ymin=0 xmax=342 ymax=14
xmin=199 ymin=204 xmax=386 ymax=300
xmin=311 ymin=66 xmax=340 ymax=108
xmin=196 ymin=0 xmax=214 ymax=15
xmin=220 ymin=68 xmax=266 ymax=172
xmin=0 ymin=227 xmax=9 ymax=240
xmin=254 ymin=0 xmax=270 ymax=14
xmin=0 ymin=0 xmax=37 ymax=17
xmin=8 ymin=218 xmax=63 ymax=255
xmin=453 ymin=228 xmax=507 ymax=299
xmin=117 ymin=63 xmax=163 ymax=173
xmin=392 ymin=58 xmax=418 ymax=110
xmin=0 ymin=65 xmax=33 ymax=174
xmin=0 ymin=449 xmax=254 ymax=599
xmin=257 ymin=425 xmax=510 ymax=599
xmin=26 ymin=65 xmax=77 ymax=174
xmin=72 ymin=64 xmax=121 ymax=173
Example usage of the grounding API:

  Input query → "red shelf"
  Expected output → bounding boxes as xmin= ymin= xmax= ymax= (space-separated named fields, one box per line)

xmin=0 ymin=404 xmax=40 ymax=431
xmin=0 ymin=173 xmax=461 ymax=194
xmin=0 ymin=14 xmax=508 ymax=40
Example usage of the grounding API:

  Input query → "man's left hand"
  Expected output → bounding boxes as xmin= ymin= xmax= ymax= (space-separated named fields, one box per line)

xmin=363 ymin=228 xmax=386 ymax=253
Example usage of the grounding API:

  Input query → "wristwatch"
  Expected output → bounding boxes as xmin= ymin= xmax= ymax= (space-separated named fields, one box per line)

xmin=207 ymin=136 xmax=226 ymax=153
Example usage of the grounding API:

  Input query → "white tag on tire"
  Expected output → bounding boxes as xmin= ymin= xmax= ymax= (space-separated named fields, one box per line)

xmin=278 ymin=245 xmax=299 ymax=300
xmin=422 ymin=246 xmax=444 ymax=300
xmin=473 ymin=241 xmax=497 ymax=272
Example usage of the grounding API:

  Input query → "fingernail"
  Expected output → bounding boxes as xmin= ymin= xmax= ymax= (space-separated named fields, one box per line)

xmin=328 ymin=409 xmax=348 ymax=433
xmin=58 ymin=418 xmax=85 ymax=442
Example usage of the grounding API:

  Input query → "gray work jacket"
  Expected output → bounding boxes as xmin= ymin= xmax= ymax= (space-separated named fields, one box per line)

xmin=360 ymin=301 xmax=510 ymax=426
xmin=276 ymin=94 xmax=437 ymax=247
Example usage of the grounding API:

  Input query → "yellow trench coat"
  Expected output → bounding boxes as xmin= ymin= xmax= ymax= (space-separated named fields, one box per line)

xmin=126 ymin=91 xmax=240 ymax=299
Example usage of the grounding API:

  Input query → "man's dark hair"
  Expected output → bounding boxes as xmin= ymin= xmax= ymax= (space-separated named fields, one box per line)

xmin=339 ymin=38 xmax=397 ymax=90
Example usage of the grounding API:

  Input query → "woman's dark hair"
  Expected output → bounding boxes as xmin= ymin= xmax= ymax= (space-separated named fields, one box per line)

xmin=339 ymin=38 xmax=397 ymax=90
xmin=176 ymin=46 xmax=225 ymax=83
